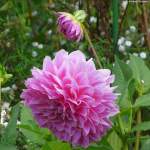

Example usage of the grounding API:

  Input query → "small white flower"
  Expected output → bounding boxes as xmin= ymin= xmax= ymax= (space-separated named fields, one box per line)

xmin=60 ymin=40 xmax=66 ymax=45
xmin=32 ymin=42 xmax=38 ymax=47
xmin=125 ymin=30 xmax=130 ymax=35
xmin=141 ymin=80 xmax=144 ymax=84
xmin=121 ymin=1 xmax=128 ymax=10
xmin=32 ymin=51 xmax=38 ymax=57
xmin=25 ymin=32 xmax=31 ymax=37
xmin=38 ymin=44 xmax=43 ymax=49
xmin=1 ymin=110 xmax=6 ymax=116
xmin=17 ymin=120 xmax=21 ymax=125
xmin=3 ymin=122 xmax=8 ymax=127
xmin=47 ymin=30 xmax=52 ymax=35
xmin=2 ymin=102 xmax=10 ymax=110
xmin=118 ymin=45 xmax=126 ymax=52
xmin=118 ymin=37 xmax=125 ymax=46
xmin=4 ymin=28 xmax=10 ymax=34
xmin=125 ymin=40 xmax=132 ymax=47
xmin=126 ymin=60 xmax=130 ymax=64
xmin=50 ymin=3 xmax=55 ymax=8
xmin=140 ymin=37 xmax=145 ymax=45
xmin=6 ymin=42 xmax=11 ymax=48
xmin=48 ymin=18 xmax=53 ymax=24
xmin=32 ymin=11 xmax=38 ymax=17
xmin=1 ymin=87 xmax=11 ymax=93
xmin=133 ymin=53 xmax=138 ymax=57
xmin=129 ymin=26 xmax=136 ymax=32
xmin=12 ymin=84 xmax=17 ymax=90
xmin=139 ymin=52 xmax=147 ymax=59
xmin=101 ymin=31 xmax=105 ymax=36
xmin=89 ymin=16 xmax=97 ymax=23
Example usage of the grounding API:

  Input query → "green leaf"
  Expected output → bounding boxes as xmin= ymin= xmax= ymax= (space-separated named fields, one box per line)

xmin=107 ymin=131 xmax=122 ymax=150
xmin=42 ymin=141 xmax=71 ymax=150
xmin=113 ymin=56 xmax=133 ymax=93
xmin=1 ymin=104 xmax=20 ymax=145
xmin=132 ymin=121 xmax=150 ymax=132
xmin=0 ymin=144 xmax=16 ymax=150
xmin=134 ymin=93 xmax=150 ymax=108
xmin=113 ymin=57 xmax=133 ymax=134
xmin=129 ymin=55 xmax=150 ymax=92
xmin=0 ymin=1 xmax=13 ymax=11
xmin=20 ymin=105 xmax=50 ymax=144
xmin=113 ymin=57 xmax=133 ymax=108
xmin=141 ymin=139 xmax=150 ymax=150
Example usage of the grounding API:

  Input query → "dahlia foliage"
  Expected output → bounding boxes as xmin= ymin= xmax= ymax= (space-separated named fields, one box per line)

xmin=21 ymin=50 xmax=119 ymax=147
xmin=57 ymin=12 xmax=84 ymax=42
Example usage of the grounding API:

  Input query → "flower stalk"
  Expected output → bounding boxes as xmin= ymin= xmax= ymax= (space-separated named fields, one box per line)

xmin=82 ymin=25 xmax=102 ymax=68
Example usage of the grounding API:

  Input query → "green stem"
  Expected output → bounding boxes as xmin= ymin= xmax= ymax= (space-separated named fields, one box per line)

xmin=134 ymin=109 xmax=141 ymax=150
xmin=134 ymin=89 xmax=143 ymax=150
xmin=82 ymin=25 xmax=102 ymax=68
xmin=112 ymin=0 xmax=119 ymax=52
xmin=118 ymin=114 xmax=125 ymax=135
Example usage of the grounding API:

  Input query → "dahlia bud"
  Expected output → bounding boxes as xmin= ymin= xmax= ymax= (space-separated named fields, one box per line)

xmin=57 ymin=10 xmax=86 ymax=42
xmin=21 ymin=50 xmax=119 ymax=148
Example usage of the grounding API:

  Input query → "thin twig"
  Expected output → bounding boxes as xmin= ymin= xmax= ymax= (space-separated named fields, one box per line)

xmin=83 ymin=25 xmax=102 ymax=68
xmin=119 ymin=2 xmax=129 ymax=32
xmin=141 ymin=2 xmax=150 ymax=49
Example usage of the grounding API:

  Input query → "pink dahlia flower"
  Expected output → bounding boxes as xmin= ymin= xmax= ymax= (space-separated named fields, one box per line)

xmin=57 ymin=12 xmax=84 ymax=42
xmin=21 ymin=50 xmax=119 ymax=148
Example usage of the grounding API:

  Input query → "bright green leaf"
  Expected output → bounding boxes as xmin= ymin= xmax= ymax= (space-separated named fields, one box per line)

xmin=132 ymin=121 xmax=150 ymax=132
xmin=134 ymin=93 xmax=150 ymax=108
xmin=46 ymin=141 xmax=71 ymax=150
xmin=107 ymin=131 xmax=122 ymax=150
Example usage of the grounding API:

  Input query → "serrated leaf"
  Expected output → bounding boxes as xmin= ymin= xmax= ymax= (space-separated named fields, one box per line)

xmin=1 ymin=104 xmax=20 ymax=145
xmin=134 ymin=93 xmax=150 ymax=107
xmin=132 ymin=121 xmax=150 ymax=132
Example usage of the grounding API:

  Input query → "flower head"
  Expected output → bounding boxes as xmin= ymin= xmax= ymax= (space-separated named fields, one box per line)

xmin=21 ymin=50 xmax=119 ymax=148
xmin=57 ymin=11 xmax=86 ymax=42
